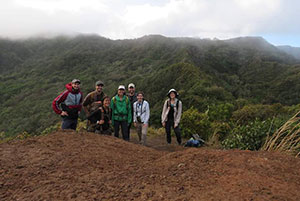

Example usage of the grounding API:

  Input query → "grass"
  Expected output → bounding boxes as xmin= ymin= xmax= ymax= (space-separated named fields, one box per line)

xmin=261 ymin=111 xmax=300 ymax=157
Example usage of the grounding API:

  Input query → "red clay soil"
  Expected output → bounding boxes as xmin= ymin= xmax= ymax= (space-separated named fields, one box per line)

xmin=1 ymin=130 xmax=300 ymax=201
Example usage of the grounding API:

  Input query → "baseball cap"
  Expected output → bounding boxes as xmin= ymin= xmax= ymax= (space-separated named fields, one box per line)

xmin=128 ymin=83 xmax=135 ymax=88
xmin=118 ymin=85 xmax=125 ymax=90
xmin=72 ymin=79 xmax=81 ymax=84
xmin=95 ymin=80 xmax=104 ymax=86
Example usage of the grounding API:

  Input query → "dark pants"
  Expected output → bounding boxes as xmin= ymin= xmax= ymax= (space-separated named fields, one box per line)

xmin=165 ymin=120 xmax=182 ymax=145
xmin=114 ymin=120 xmax=129 ymax=141
xmin=95 ymin=128 xmax=112 ymax=135
xmin=127 ymin=123 xmax=132 ymax=140
xmin=62 ymin=118 xmax=78 ymax=130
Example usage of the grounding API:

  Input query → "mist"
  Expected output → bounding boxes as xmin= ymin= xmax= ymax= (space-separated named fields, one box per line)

xmin=1 ymin=0 xmax=300 ymax=46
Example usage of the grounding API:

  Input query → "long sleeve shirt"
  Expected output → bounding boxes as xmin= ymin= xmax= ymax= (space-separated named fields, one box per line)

xmin=161 ymin=98 xmax=182 ymax=127
xmin=133 ymin=100 xmax=150 ymax=124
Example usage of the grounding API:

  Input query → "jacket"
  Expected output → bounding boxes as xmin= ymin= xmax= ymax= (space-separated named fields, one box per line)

xmin=127 ymin=92 xmax=137 ymax=121
xmin=82 ymin=90 xmax=106 ymax=115
xmin=133 ymin=100 xmax=150 ymax=124
xmin=52 ymin=83 xmax=83 ymax=119
xmin=161 ymin=98 xmax=182 ymax=127
xmin=87 ymin=106 xmax=112 ymax=131
xmin=110 ymin=95 xmax=132 ymax=124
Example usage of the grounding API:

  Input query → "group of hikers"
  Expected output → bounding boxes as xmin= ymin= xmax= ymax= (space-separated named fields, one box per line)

xmin=52 ymin=79 xmax=182 ymax=145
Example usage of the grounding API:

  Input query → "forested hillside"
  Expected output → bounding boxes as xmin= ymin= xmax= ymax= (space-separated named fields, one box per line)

xmin=1 ymin=34 xmax=300 ymax=137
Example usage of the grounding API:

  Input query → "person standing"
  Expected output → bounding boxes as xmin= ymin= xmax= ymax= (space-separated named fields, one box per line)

xmin=133 ymin=91 xmax=150 ymax=145
xmin=127 ymin=83 xmax=137 ymax=139
xmin=52 ymin=79 xmax=83 ymax=130
xmin=111 ymin=85 xmax=132 ymax=141
xmin=83 ymin=80 xmax=106 ymax=132
xmin=161 ymin=89 xmax=182 ymax=145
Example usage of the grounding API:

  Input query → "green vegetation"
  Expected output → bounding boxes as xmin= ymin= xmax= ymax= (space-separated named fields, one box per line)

xmin=1 ymin=34 xmax=300 ymax=152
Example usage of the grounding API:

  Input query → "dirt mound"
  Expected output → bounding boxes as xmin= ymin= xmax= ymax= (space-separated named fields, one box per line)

xmin=1 ymin=131 xmax=300 ymax=201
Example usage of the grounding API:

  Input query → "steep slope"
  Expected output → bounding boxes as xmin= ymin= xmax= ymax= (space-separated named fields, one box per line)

xmin=1 ymin=131 xmax=300 ymax=201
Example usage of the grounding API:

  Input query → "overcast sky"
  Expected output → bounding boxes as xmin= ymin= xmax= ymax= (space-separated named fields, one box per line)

xmin=1 ymin=0 xmax=299 ymax=46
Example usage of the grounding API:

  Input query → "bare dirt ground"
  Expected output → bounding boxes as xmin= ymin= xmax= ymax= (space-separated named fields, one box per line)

xmin=1 ymin=130 xmax=300 ymax=201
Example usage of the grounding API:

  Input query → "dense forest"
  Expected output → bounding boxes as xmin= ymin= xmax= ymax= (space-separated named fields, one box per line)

xmin=1 ymin=34 xmax=300 ymax=149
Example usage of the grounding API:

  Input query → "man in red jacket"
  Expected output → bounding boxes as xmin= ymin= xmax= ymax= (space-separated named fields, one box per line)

xmin=52 ymin=79 xmax=83 ymax=130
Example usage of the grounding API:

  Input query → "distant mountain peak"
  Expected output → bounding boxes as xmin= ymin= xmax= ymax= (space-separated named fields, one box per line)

xmin=224 ymin=36 xmax=277 ymax=51
xmin=277 ymin=45 xmax=300 ymax=60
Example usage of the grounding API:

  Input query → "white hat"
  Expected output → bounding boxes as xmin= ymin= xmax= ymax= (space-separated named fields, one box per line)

xmin=128 ymin=83 xmax=135 ymax=88
xmin=118 ymin=85 xmax=125 ymax=90
xmin=72 ymin=79 xmax=81 ymax=84
xmin=167 ymin=88 xmax=178 ymax=97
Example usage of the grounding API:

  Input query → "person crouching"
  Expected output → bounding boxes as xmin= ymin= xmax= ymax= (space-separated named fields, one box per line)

xmin=86 ymin=96 xmax=112 ymax=135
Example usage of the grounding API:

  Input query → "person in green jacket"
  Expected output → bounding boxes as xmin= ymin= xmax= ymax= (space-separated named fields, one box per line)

xmin=110 ymin=85 xmax=132 ymax=141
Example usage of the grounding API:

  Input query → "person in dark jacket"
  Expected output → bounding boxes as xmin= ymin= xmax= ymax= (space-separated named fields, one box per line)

xmin=52 ymin=79 xmax=83 ymax=130
xmin=126 ymin=83 xmax=137 ymax=139
xmin=87 ymin=96 xmax=112 ymax=135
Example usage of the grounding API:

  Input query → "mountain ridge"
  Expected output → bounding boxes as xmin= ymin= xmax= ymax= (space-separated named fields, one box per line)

xmin=0 ymin=34 xmax=300 ymax=136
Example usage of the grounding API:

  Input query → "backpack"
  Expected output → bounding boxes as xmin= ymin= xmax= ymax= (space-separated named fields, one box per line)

xmin=112 ymin=95 xmax=129 ymax=112
xmin=184 ymin=134 xmax=205 ymax=148
xmin=166 ymin=99 xmax=179 ymax=110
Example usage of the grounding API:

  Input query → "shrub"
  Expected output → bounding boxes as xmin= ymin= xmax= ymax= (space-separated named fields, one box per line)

xmin=181 ymin=107 xmax=211 ymax=140
xmin=147 ymin=127 xmax=165 ymax=136
xmin=232 ymin=104 xmax=287 ymax=125
xmin=208 ymin=103 xmax=234 ymax=122
xmin=77 ymin=119 xmax=87 ymax=131
xmin=209 ymin=122 xmax=232 ymax=148
xmin=222 ymin=118 xmax=283 ymax=150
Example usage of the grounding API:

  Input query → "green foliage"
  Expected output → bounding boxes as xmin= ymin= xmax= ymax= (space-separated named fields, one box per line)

xmin=211 ymin=122 xmax=232 ymax=141
xmin=232 ymin=103 xmax=289 ymax=125
xmin=0 ymin=35 xmax=300 ymax=140
xmin=77 ymin=119 xmax=87 ymax=131
xmin=147 ymin=127 xmax=165 ymax=136
xmin=222 ymin=118 xmax=284 ymax=150
xmin=41 ymin=122 xmax=61 ymax=135
xmin=181 ymin=107 xmax=211 ymax=140
xmin=208 ymin=103 xmax=234 ymax=122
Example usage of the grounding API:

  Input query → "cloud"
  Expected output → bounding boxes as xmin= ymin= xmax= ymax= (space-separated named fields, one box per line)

xmin=0 ymin=0 xmax=299 ymax=45
xmin=122 ymin=0 xmax=283 ymax=38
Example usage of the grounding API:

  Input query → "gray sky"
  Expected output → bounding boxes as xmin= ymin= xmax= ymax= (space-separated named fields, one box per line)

xmin=1 ymin=0 xmax=299 ymax=46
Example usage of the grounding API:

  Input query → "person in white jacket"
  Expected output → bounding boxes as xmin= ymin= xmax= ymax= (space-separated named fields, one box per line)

xmin=133 ymin=91 xmax=150 ymax=145
xmin=161 ymin=89 xmax=182 ymax=145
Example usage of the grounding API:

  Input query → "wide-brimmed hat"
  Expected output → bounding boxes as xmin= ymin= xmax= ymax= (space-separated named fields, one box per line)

xmin=167 ymin=88 xmax=178 ymax=97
